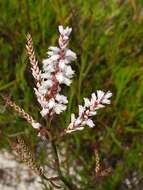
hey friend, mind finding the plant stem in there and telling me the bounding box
[44,120,77,190]
[51,138,77,190]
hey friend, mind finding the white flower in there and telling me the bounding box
[55,94,68,104]
[64,65,74,78]
[65,49,77,62]
[63,77,72,86]
[56,73,72,86]
[59,60,66,69]
[47,47,60,58]
[41,80,53,89]
[38,87,47,95]
[94,104,105,110]
[48,46,60,52]
[40,108,49,117]
[91,93,97,101]
[74,117,82,126]
[42,58,53,66]
[49,54,60,61]
[40,100,48,108]
[40,72,52,79]
[84,119,95,128]
[88,111,97,116]
[96,90,105,102]
[101,91,112,104]
[48,98,55,109]
[32,122,42,129]
[66,126,84,133]
[84,98,91,107]
[78,105,85,116]
[43,64,55,73]
[58,25,72,36]
[54,103,67,114]
[56,72,64,83]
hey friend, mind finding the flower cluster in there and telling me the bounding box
[28,26,77,118]
[66,90,112,133]
[21,25,112,134]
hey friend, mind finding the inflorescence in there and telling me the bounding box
[27,26,76,118]
[4,25,112,134]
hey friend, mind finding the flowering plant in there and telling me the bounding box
[2,25,112,189]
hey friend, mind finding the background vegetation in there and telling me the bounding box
[1,0,143,189]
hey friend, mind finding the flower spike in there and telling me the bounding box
[2,96,42,130]
[33,26,77,118]
[26,34,41,88]
[66,91,112,133]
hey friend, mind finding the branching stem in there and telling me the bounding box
[43,120,77,190]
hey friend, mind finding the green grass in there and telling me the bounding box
[1,0,143,189]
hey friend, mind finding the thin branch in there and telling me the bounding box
[51,139,77,190]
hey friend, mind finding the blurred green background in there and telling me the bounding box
[1,0,143,189]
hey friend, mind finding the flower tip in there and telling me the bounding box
[58,25,64,34]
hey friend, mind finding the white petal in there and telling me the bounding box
[63,77,72,86]
[102,99,111,104]
[59,60,66,69]
[48,99,55,109]
[65,49,77,61]
[88,111,97,116]
[40,108,49,117]
[32,122,42,129]
[38,87,47,95]
[50,54,60,61]
[78,105,84,116]
[103,91,112,102]
[66,126,84,133]
[94,104,105,109]
[47,51,55,56]
[97,90,105,101]
[62,35,69,41]
[54,103,67,114]
[47,47,60,57]
[75,118,82,126]
[84,98,91,107]
[56,72,64,83]
[48,46,60,52]
[43,64,55,72]
[42,58,52,66]
[40,100,48,108]
[91,93,97,101]
[85,119,95,128]
[55,94,68,104]
[75,126,84,131]
[64,65,74,78]
[65,27,72,36]
[58,25,64,35]
[59,26,72,36]
[56,74,72,85]
[41,73,52,79]
[41,80,53,89]
[34,88,42,97]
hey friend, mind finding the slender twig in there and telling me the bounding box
[43,119,77,190]
[50,139,77,190]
